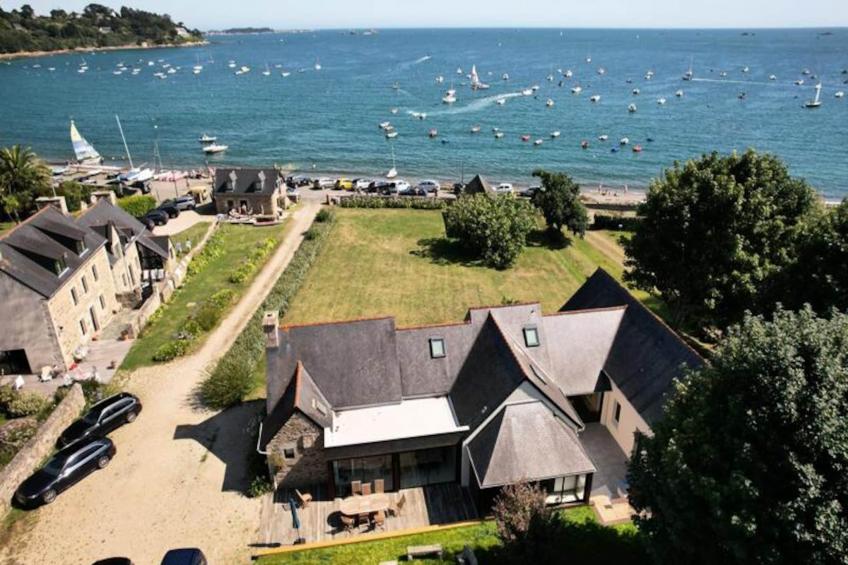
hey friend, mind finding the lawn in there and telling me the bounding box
[0,221,14,236]
[120,222,290,370]
[283,208,664,328]
[256,506,646,564]
[170,221,212,257]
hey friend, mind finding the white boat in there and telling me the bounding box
[534,139,543,146]
[281,71,291,77]
[805,83,822,108]
[456,67,463,75]
[154,72,167,79]
[632,88,640,95]
[657,98,667,105]
[547,74,554,82]
[77,68,87,74]
[262,64,271,76]
[386,143,398,179]
[546,98,555,107]
[597,67,606,75]
[496,98,506,105]
[550,131,561,138]
[113,70,123,76]
[494,131,504,139]
[502,73,509,81]
[590,94,601,103]
[390,107,399,114]
[742,66,750,73]
[203,143,229,154]
[522,88,533,96]
[240,66,250,73]
[598,134,609,141]
[769,74,777,81]
[675,90,684,97]
[228,61,236,69]
[835,91,845,98]
[385,130,398,139]
[682,57,694,81]
[470,65,489,90]
[586,56,592,63]
[471,125,481,133]
[199,134,217,143]
[620,137,630,145]
[644,70,654,80]
[565,69,573,78]
[379,121,392,130]
[571,86,582,94]
[435,75,444,84]
[314,59,322,71]
[70,120,103,164]
[795,79,805,86]
[442,88,457,104]
[719,71,728,77]
[628,103,638,113]
[531,85,540,91]
[148,61,155,67]
[802,68,811,75]
[167,68,176,75]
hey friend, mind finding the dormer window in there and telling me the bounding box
[257,170,266,190]
[429,337,446,359]
[523,326,540,347]
[54,255,68,276]
[227,170,238,191]
[312,398,327,416]
[75,240,87,256]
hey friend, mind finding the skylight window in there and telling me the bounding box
[429,337,446,359]
[523,326,540,347]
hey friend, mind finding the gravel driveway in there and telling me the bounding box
[1,203,320,565]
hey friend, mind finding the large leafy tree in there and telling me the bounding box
[531,169,589,237]
[0,145,51,222]
[629,307,848,565]
[623,149,818,331]
[443,193,536,269]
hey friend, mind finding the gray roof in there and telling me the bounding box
[260,362,332,449]
[0,207,106,298]
[77,199,150,263]
[467,401,596,488]
[561,268,704,425]
[463,174,495,196]
[214,168,281,195]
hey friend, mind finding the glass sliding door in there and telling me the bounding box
[332,455,394,497]
[540,474,588,504]
[399,446,456,489]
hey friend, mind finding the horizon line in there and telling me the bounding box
[204,25,848,32]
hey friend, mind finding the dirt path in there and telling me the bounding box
[1,203,321,565]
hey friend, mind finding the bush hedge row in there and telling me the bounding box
[200,214,335,409]
[591,214,643,231]
[117,194,157,218]
[151,288,237,362]
[228,237,277,284]
[338,195,447,210]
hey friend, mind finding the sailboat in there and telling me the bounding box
[682,57,694,81]
[115,115,154,184]
[805,83,823,108]
[386,143,398,179]
[470,65,489,90]
[70,120,103,165]
[262,64,271,76]
[314,58,322,71]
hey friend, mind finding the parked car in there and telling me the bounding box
[519,185,541,198]
[161,548,208,565]
[352,178,372,191]
[58,392,142,448]
[286,175,311,188]
[399,184,426,196]
[335,178,354,191]
[162,196,196,211]
[142,210,169,229]
[157,203,180,219]
[495,183,514,195]
[92,558,133,565]
[312,178,335,190]
[15,438,115,507]
[453,182,466,194]
[416,179,441,193]
[392,180,411,194]
[367,180,388,193]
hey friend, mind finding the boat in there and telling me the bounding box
[115,115,154,183]
[494,131,504,139]
[586,56,592,63]
[795,79,805,86]
[262,64,271,76]
[281,71,291,77]
[314,59,322,71]
[521,135,531,142]
[203,143,229,154]
[386,143,398,178]
[228,61,236,69]
[470,65,489,90]
[719,71,728,77]
[471,125,481,133]
[154,72,167,79]
[546,98,555,108]
[547,74,554,82]
[385,130,398,139]
[675,90,684,97]
[633,145,643,153]
[167,68,177,75]
[628,103,637,113]
[392,81,400,90]
[550,131,561,138]
[632,88,640,95]
[379,121,391,130]
[646,137,655,143]
[571,86,582,94]
[198,134,217,143]
[496,98,506,105]
[502,73,509,81]
[597,67,606,75]
[418,113,427,120]
[113,70,123,76]
[598,134,609,141]
[442,88,457,104]
[390,107,399,114]
[590,94,601,103]
[581,140,589,149]
[769,74,777,81]
[644,70,654,80]
[564,69,573,78]
[657,98,667,105]
[805,83,822,108]
[531,85,540,92]
[534,139,543,146]
[522,88,533,96]
[742,66,750,73]
[620,137,630,145]
[738,92,747,100]
[456,67,463,75]
[428,128,438,138]
[70,120,103,165]
[802,68,811,75]
[836,91,845,98]
[435,75,444,84]
[682,57,694,81]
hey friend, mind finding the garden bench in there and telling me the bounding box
[407,544,443,560]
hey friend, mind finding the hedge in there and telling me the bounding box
[200,215,335,409]
[592,214,643,231]
[338,195,447,209]
[117,194,157,218]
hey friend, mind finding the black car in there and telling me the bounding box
[161,548,207,565]
[15,438,115,507]
[157,203,181,218]
[58,392,142,447]
[162,196,196,211]
[142,209,169,229]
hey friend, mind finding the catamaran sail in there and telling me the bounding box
[470,65,489,90]
[70,120,102,164]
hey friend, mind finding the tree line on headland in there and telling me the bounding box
[0,3,203,54]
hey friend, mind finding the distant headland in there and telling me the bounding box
[207,27,275,35]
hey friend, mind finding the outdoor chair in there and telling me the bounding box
[389,493,407,517]
[340,513,356,534]
[295,489,312,509]
[374,479,385,494]
[351,480,362,496]
[373,509,386,531]
[361,482,372,496]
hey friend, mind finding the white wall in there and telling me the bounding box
[600,381,652,456]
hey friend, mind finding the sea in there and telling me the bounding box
[1,28,847,199]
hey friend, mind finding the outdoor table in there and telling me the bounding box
[339,493,391,517]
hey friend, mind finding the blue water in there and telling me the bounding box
[1,29,847,198]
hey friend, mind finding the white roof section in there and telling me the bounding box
[324,396,468,448]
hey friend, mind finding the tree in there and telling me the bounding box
[623,149,818,332]
[628,307,848,565]
[531,169,588,236]
[0,145,51,222]
[442,193,536,269]
[492,482,556,561]
[45,180,92,212]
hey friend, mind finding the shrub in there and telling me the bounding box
[152,339,192,362]
[6,392,52,419]
[303,228,318,241]
[209,288,236,308]
[45,180,92,212]
[193,302,222,332]
[443,194,536,269]
[228,261,255,284]
[592,214,642,231]
[315,208,334,222]
[338,195,447,210]
[117,194,157,218]
[492,482,556,560]
[80,380,107,407]
[0,418,38,467]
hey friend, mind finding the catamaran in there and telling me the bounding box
[70,120,103,165]
[115,115,154,183]
[805,83,823,108]
[470,65,489,90]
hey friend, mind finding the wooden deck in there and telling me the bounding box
[257,483,478,547]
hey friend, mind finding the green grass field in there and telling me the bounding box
[170,221,211,257]
[283,208,662,328]
[256,506,645,564]
[120,222,289,370]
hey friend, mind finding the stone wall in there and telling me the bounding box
[267,412,329,489]
[0,384,85,516]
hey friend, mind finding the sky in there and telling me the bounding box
[4,0,848,31]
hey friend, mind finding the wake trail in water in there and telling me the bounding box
[692,77,777,87]
[423,91,526,116]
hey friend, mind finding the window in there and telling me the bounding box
[122,274,128,287]
[79,319,87,336]
[429,338,446,359]
[99,295,106,310]
[91,265,98,281]
[523,326,540,347]
[613,400,622,425]
[81,275,89,294]
[54,256,68,276]
[283,447,296,459]
[71,287,79,305]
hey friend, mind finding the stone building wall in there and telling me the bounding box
[0,272,62,372]
[267,412,329,489]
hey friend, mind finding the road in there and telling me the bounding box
[1,202,321,565]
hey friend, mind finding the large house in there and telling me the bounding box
[259,269,702,510]
[0,198,172,374]
[213,167,287,217]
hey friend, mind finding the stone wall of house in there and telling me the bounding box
[267,412,329,489]
[214,191,280,217]
[0,384,85,516]
[0,271,63,373]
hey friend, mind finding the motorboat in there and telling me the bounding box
[167,68,177,75]
[581,140,589,149]
[657,98,667,105]
[738,92,747,100]
[522,88,533,96]
[385,130,398,139]
[428,128,438,138]
[597,67,606,75]
[203,143,228,154]
[632,88,640,95]
[598,134,609,141]
[620,137,630,145]
[675,90,684,97]
[281,71,291,77]
[741,66,750,73]
[769,74,777,81]
[199,134,217,143]
[531,85,540,92]
[795,79,805,86]
[571,86,582,94]
[502,73,509,80]
[494,131,504,139]
[390,107,399,114]
[534,139,543,146]
[802,68,811,75]
[564,69,573,78]
[314,59,322,71]
[262,64,271,76]
[547,74,554,82]
[835,91,845,98]
[435,75,444,84]
[442,89,457,104]
[521,135,531,142]
[471,125,481,133]
[379,121,391,130]
[550,131,561,138]
[546,98,555,107]
[644,70,654,80]
[633,145,643,153]
[496,98,507,105]
[805,83,822,108]
[589,94,601,103]
[628,103,637,113]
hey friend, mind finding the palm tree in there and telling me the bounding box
[0,145,51,223]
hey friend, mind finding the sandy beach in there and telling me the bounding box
[0,40,208,61]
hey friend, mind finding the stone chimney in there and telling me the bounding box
[35,196,68,215]
[263,311,279,349]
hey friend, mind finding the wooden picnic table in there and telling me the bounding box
[338,493,391,517]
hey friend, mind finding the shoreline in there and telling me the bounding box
[0,40,208,61]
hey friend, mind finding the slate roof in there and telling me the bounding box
[0,206,106,298]
[561,268,704,425]
[467,401,596,488]
[259,362,333,448]
[77,199,150,264]
[214,168,281,195]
